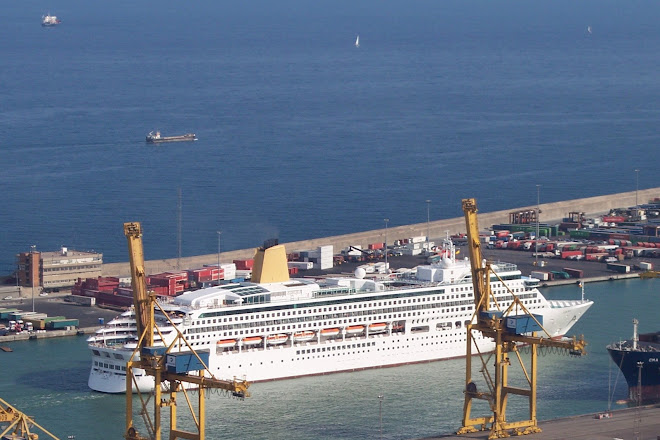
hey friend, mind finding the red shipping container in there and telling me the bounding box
[561,250,583,259]
[602,216,626,223]
[234,259,254,270]
[368,242,384,250]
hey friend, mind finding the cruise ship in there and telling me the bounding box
[87,237,593,393]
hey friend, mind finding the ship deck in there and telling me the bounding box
[417,404,660,440]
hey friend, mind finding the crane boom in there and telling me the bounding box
[123,222,249,440]
[124,222,153,348]
[457,199,587,439]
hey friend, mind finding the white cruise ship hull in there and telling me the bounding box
[88,299,591,393]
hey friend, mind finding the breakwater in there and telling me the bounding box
[101,188,660,278]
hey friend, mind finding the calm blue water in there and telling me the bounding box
[1,0,659,273]
[0,278,657,439]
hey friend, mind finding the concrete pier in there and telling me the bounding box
[100,187,660,278]
[418,405,660,440]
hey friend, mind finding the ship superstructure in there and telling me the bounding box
[88,237,593,393]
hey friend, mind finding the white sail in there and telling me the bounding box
[355,35,360,48]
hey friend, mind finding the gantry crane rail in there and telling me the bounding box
[457,198,587,439]
[123,222,249,440]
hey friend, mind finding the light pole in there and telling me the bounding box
[384,219,389,272]
[378,393,384,440]
[425,199,431,254]
[217,231,222,285]
[635,169,640,207]
[535,185,541,267]
[30,244,36,313]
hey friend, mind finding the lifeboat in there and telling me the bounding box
[293,331,315,342]
[320,328,340,337]
[266,334,288,345]
[242,336,263,346]
[368,323,387,334]
[216,339,237,348]
[346,325,365,335]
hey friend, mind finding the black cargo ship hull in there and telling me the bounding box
[608,336,660,404]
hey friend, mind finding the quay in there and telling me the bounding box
[99,187,660,278]
[418,405,660,440]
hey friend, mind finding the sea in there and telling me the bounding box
[0,278,657,439]
[2,0,660,274]
[1,1,660,437]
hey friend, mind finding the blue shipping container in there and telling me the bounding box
[166,350,210,374]
[505,314,543,334]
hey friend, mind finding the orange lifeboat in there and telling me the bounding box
[266,334,288,345]
[320,328,340,337]
[216,339,237,348]
[346,325,365,335]
[293,331,315,342]
[242,336,263,346]
[368,323,387,334]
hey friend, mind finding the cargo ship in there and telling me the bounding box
[87,237,593,393]
[607,319,660,404]
[145,131,197,143]
[41,14,61,26]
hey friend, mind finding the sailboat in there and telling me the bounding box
[355,35,360,48]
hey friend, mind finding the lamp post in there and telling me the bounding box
[217,231,222,285]
[635,169,640,207]
[535,185,541,267]
[378,393,384,440]
[384,219,389,272]
[425,199,431,254]
[30,244,36,313]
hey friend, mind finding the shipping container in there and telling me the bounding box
[563,268,584,279]
[166,350,210,374]
[561,250,583,259]
[233,259,254,270]
[606,263,630,274]
[530,271,549,281]
[368,242,384,250]
[505,314,543,334]
[47,318,79,329]
[639,262,654,271]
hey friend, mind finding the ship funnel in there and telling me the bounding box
[633,318,639,351]
[251,239,289,284]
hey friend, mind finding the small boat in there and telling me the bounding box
[42,14,61,27]
[368,323,387,334]
[216,339,237,348]
[146,131,197,144]
[266,334,288,345]
[320,328,340,337]
[355,35,360,48]
[293,331,315,343]
[242,336,262,346]
[346,325,365,335]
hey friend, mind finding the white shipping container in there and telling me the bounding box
[288,261,314,270]
[639,261,653,271]
[530,271,549,281]
[401,248,423,256]
[410,236,427,244]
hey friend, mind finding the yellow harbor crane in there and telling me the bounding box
[0,396,60,440]
[457,199,587,439]
[123,222,250,440]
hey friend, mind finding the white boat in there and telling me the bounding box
[345,325,365,335]
[293,331,315,343]
[41,14,61,27]
[266,334,288,345]
[87,237,593,393]
[355,35,360,48]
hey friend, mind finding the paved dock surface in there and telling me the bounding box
[418,405,660,440]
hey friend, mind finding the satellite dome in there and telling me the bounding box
[355,267,366,279]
